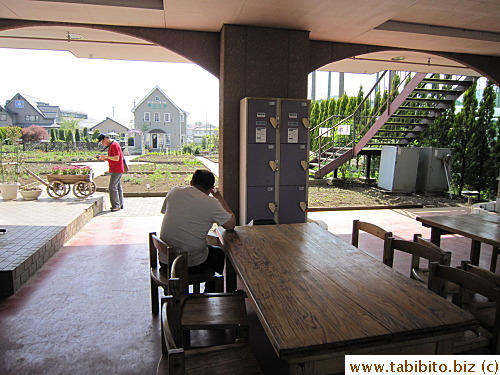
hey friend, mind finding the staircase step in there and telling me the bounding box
[421,78,474,86]
[391,114,438,120]
[366,143,403,147]
[377,129,422,133]
[371,136,414,140]
[384,122,424,127]
[404,97,455,105]
[398,106,446,112]
[412,88,464,96]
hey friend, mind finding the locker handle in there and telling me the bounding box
[269,160,278,172]
[300,160,308,171]
[270,117,278,128]
[302,118,310,128]
[299,202,307,212]
[268,202,277,213]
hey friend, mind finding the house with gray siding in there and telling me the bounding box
[0,105,14,127]
[132,86,187,151]
[2,93,60,129]
[90,117,129,143]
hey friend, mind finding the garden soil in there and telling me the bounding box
[93,175,467,209]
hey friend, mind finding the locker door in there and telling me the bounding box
[246,144,277,186]
[245,186,276,225]
[279,143,308,186]
[280,100,309,144]
[246,99,277,145]
[278,185,307,224]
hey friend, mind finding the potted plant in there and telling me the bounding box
[19,186,43,200]
[0,136,24,200]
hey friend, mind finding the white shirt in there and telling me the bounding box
[159,186,231,267]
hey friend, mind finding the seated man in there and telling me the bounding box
[159,169,235,290]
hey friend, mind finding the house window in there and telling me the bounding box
[0,114,7,121]
[25,115,39,122]
[155,96,160,101]
[144,112,150,122]
[165,134,171,145]
[164,113,171,122]
[180,113,185,122]
[154,112,160,122]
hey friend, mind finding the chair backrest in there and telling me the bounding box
[160,296,185,375]
[428,262,500,353]
[149,231,182,275]
[463,262,500,288]
[352,220,392,257]
[384,237,451,282]
[170,253,190,295]
[412,233,445,268]
[168,254,193,345]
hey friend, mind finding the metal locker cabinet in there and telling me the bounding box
[240,98,278,225]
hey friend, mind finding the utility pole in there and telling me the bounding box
[339,72,345,96]
[327,72,331,99]
[311,71,316,101]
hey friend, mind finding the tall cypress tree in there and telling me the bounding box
[450,81,478,195]
[469,81,497,197]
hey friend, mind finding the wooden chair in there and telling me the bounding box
[384,237,451,288]
[169,253,249,348]
[157,296,262,375]
[149,232,223,314]
[409,234,453,284]
[428,261,500,354]
[351,220,392,259]
[464,262,500,287]
[460,261,500,343]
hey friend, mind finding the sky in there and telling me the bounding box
[0,47,386,130]
[2,47,486,129]
[0,47,220,127]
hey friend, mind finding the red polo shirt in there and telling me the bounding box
[108,141,124,173]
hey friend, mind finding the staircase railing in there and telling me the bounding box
[310,70,418,176]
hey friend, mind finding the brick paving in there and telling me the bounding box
[0,190,104,296]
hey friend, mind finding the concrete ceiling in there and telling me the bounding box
[0,0,499,75]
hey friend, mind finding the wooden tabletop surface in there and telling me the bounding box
[416,213,500,247]
[218,223,476,359]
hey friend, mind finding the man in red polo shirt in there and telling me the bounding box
[97,133,124,212]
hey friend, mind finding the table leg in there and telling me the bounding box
[469,240,481,266]
[430,228,443,246]
[225,257,237,292]
[490,247,498,273]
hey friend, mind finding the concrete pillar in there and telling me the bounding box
[219,25,309,217]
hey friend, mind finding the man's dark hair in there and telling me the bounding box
[191,169,215,191]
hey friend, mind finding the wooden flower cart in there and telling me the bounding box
[23,166,97,199]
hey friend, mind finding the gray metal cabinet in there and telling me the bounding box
[240,97,310,225]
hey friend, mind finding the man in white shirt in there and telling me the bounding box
[160,170,235,289]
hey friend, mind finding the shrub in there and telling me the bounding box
[21,125,49,143]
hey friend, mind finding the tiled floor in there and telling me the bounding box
[0,194,497,374]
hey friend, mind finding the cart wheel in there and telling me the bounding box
[73,181,96,198]
[47,180,70,198]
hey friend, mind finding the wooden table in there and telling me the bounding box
[217,223,476,375]
[416,213,500,272]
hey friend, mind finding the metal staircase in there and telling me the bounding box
[309,71,476,179]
